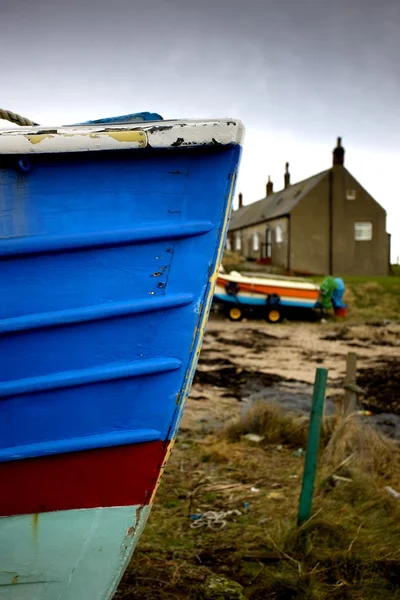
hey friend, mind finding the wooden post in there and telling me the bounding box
[298,367,328,526]
[343,352,357,415]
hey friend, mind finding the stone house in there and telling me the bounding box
[227,138,390,276]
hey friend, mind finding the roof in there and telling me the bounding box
[229,169,329,231]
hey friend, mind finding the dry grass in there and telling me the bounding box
[117,404,400,600]
[321,415,400,481]
[225,402,309,448]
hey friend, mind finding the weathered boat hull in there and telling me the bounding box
[0,117,244,598]
[0,506,151,600]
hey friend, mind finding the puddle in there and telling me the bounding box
[245,381,337,416]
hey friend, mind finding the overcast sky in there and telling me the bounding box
[1,0,399,261]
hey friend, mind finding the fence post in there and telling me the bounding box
[298,367,328,527]
[343,352,357,415]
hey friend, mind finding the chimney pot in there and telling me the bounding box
[266,176,274,196]
[284,162,290,188]
[333,137,345,166]
[238,192,243,209]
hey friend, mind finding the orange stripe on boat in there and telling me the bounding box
[216,277,319,300]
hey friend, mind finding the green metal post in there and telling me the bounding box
[298,367,328,526]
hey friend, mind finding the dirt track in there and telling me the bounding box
[185,316,400,438]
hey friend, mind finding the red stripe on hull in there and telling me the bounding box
[0,441,167,517]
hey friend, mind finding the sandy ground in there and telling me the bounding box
[183,316,400,436]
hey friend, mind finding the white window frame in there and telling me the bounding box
[355,222,372,241]
[252,232,260,252]
[275,225,283,244]
[346,189,356,200]
[235,233,241,251]
[226,237,231,251]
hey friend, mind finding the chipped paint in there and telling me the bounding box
[0,120,244,154]
[105,131,146,144]
[24,134,55,145]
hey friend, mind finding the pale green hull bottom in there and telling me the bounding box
[0,505,152,600]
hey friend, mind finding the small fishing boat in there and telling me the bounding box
[0,112,244,599]
[214,268,346,321]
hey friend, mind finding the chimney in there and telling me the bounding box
[284,162,290,188]
[238,192,243,209]
[266,176,273,196]
[333,136,345,166]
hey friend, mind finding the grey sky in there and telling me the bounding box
[2,0,399,260]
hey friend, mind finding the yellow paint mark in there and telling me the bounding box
[105,131,147,145]
[25,130,147,147]
[12,575,18,585]
[24,134,54,145]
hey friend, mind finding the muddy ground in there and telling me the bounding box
[116,315,400,599]
[188,316,400,439]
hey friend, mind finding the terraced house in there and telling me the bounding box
[227,138,390,276]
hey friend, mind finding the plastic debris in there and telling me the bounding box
[292,448,304,457]
[243,433,264,443]
[250,487,260,493]
[190,510,241,530]
[332,474,352,484]
[385,486,400,500]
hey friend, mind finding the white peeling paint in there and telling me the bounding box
[0,119,245,154]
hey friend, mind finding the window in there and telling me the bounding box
[265,227,272,258]
[355,222,372,241]
[252,233,260,252]
[346,189,356,200]
[235,233,241,251]
[226,237,231,251]
[275,225,283,244]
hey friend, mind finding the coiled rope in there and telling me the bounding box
[0,109,39,127]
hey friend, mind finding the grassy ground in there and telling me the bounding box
[341,275,400,322]
[117,405,400,599]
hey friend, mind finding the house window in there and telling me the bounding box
[265,227,272,258]
[346,189,356,200]
[226,237,231,251]
[234,233,241,251]
[355,222,372,241]
[252,233,260,252]
[275,225,283,244]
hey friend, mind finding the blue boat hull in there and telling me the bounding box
[0,118,244,598]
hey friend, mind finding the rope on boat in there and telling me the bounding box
[0,108,39,127]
